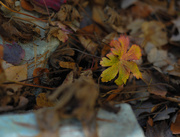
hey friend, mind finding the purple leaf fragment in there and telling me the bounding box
[2,42,25,65]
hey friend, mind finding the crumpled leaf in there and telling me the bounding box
[104,6,128,33]
[47,21,72,42]
[0,17,40,43]
[56,4,81,22]
[154,107,177,121]
[140,21,168,47]
[100,35,142,86]
[0,42,25,65]
[78,35,98,54]
[49,45,75,69]
[47,27,69,42]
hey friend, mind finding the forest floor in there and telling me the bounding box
[0,0,180,137]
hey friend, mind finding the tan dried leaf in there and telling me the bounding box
[4,64,27,91]
[57,4,81,22]
[141,21,168,47]
[78,35,98,54]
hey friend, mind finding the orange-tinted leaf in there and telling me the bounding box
[110,40,121,56]
[147,117,154,127]
[171,111,180,134]
[33,68,49,85]
[106,85,123,101]
[100,35,142,86]
[21,0,34,11]
[118,35,129,55]
[36,93,55,108]
[122,44,142,61]
[59,61,76,69]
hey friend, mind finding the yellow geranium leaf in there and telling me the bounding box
[100,35,142,86]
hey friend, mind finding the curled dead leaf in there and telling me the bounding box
[56,4,81,22]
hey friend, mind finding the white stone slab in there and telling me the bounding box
[0,103,145,137]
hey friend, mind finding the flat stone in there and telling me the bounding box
[0,103,145,137]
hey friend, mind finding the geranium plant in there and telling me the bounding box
[100,35,142,86]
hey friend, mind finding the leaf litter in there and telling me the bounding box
[0,0,180,137]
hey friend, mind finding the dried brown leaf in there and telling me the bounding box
[0,18,40,43]
[36,93,55,108]
[56,4,81,22]
[171,111,180,134]
[4,64,27,91]
[49,70,99,121]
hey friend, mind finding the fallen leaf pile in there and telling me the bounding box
[1,0,180,137]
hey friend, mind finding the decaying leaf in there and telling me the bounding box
[36,93,55,108]
[80,24,105,37]
[141,21,168,47]
[0,42,25,65]
[104,6,128,33]
[154,107,177,121]
[105,85,123,101]
[0,16,40,43]
[100,35,142,86]
[127,19,144,35]
[56,4,81,22]
[104,6,121,26]
[59,61,82,70]
[21,0,34,11]
[33,68,49,85]
[145,42,168,67]
[4,64,27,91]
[130,1,153,18]
[171,111,180,134]
[49,45,75,69]
[78,35,98,54]
[168,64,180,77]
[47,27,69,42]
[21,0,66,14]
[48,70,99,121]
[141,69,168,97]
